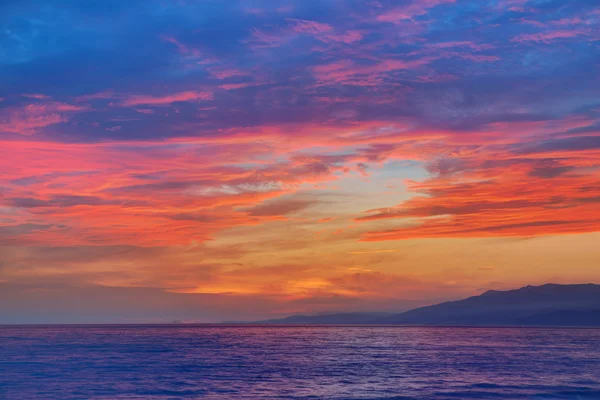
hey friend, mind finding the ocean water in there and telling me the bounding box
[1,326,600,399]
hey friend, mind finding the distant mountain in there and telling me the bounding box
[249,284,600,326]
[375,283,600,326]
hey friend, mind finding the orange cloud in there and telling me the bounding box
[358,146,600,241]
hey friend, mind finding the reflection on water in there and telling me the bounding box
[1,325,600,399]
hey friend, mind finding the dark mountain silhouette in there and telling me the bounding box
[375,283,600,325]
[249,284,600,326]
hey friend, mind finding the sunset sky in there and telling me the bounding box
[1,0,599,323]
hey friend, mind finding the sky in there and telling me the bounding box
[1,0,599,323]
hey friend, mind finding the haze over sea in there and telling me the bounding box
[1,325,599,400]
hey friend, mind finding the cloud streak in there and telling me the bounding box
[119,91,214,107]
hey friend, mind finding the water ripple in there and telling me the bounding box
[1,326,599,399]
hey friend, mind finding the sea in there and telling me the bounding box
[1,325,599,399]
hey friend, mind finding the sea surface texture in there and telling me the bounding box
[1,326,600,399]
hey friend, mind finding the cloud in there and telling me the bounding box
[1,0,600,321]
[21,94,50,99]
[8,195,146,208]
[527,163,574,179]
[312,58,433,86]
[377,0,455,22]
[357,163,600,240]
[348,249,397,254]
[0,223,54,237]
[161,35,201,56]
[286,18,333,34]
[324,270,465,299]
[120,91,214,107]
[0,102,87,135]
[512,29,592,43]
[242,197,318,217]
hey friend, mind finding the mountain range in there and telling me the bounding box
[253,284,600,326]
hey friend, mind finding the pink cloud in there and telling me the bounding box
[313,60,353,75]
[326,30,364,44]
[22,94,51,100]
[286,18,333,34]
[120,91,214,107]
[75,91,115,102]
[134,108,155,114]
[415,73,458,82]
[286,18,363,45]
[245,28,290,49]
[552,17,586,26]
[209,67,251,80]
[425,41,494,51]
[0,102,88,136]
[458,54,500,62]
[313,58,433,85]
[495,0,530,11]
[219,82,273,91]
[377,0,455,23]
[512,29,591,43]
[410,41,499,63]
[161,35,201,57]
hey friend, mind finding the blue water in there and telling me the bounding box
[1,326,600,399]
